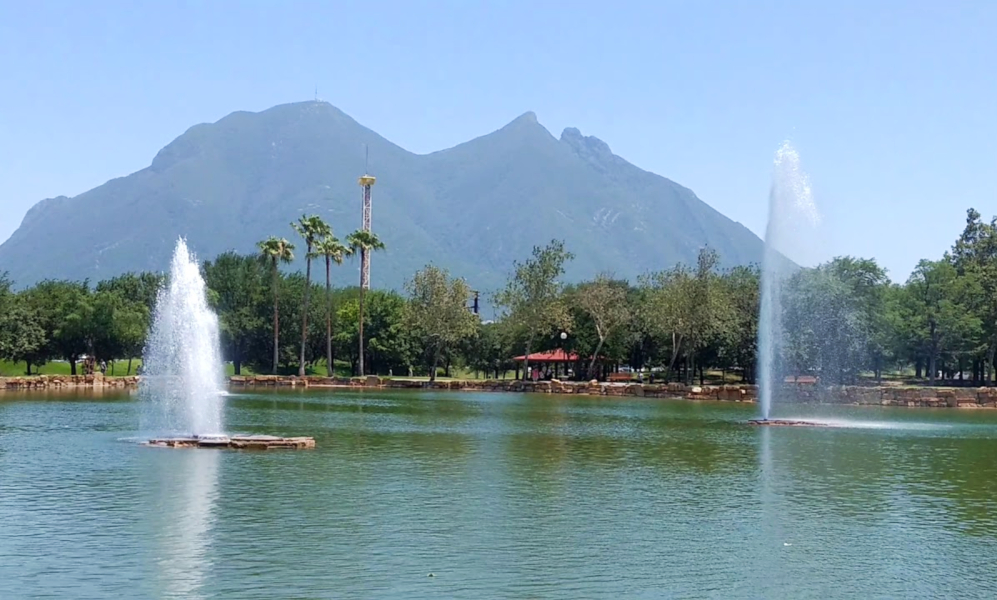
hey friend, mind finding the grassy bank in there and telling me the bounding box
[0,360,143,377]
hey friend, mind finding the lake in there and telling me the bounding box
[2,389,997,599]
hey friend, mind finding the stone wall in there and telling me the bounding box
[0,374,140,391]
[6,373,992,407]
[228,375,997,408]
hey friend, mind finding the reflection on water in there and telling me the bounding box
[145,449,220,599]
[3,390,997,598]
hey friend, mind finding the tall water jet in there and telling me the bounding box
[141,238,225,437]
[758,142,819,420]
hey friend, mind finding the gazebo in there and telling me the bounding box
[513,349,579,380]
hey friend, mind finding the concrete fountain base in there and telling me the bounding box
[146,434,316,449]
[747,419,828,427]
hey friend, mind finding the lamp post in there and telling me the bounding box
[558,331,568,380]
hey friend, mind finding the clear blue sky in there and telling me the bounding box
[2,0,995,282]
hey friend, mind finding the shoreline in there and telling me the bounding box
[5,373,997,409]
[230,375,997,409]
[0,374,139,391]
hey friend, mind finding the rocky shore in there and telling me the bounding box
[0,374,140,391]
[230,375,997,408]
[5,373,996,409]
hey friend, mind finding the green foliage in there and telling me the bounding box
[346,229,387,376]
[7,204,997,386]
[257,236,296,373]
[292,215,332,376]
[463,322,516,379]
[202,252,267,374]
[900,259,982,384]
[781,257,891,384]
[404,265,479,381]
[642,247,734,383]
[569,274,631,379]
[495,240,574,374]
[311,235,352,376]
[335,290,413,375]
[0,274,46,372]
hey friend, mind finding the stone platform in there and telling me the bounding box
[747,419,828,427]
[146,434,315,449]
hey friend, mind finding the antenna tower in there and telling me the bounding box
[358,145,376,289]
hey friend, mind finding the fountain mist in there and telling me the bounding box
[758,142,819,420]
[140,238,225,436]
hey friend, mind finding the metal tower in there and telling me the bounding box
[358,173,376,289]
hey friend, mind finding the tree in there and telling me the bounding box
[311,235,351,376]
[902,259,982,385]
[203,252,267,375]
[643,248,731,383]
[782,257,892,384]
[0,275,46,374]
[291,215,331,376]
[334,290,412,375]
[19,280,93,374]
[346,230,386,376]
[464,321,516,379]
[95,272,164,316]
[951,208,997,383]
[404,265,479,382]
[494,240,574,380]
[257,236,295,373]
[572,274,631,379]
[716,265,760,382]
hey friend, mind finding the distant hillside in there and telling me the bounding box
[0,101,767,300]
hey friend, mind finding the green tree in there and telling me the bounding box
[463,321,515,379]
[404,265,479,382]
[902,258,982,385]
[643,248,731,383]
[88,289,147,373]
[335,289,411,375]
[494,240,574,380]
[311,235,351,376]
[783,257,892,383]
[20,280,93,374]
[291,215,332,376]
[717,265,760,382]
[95,272,164,316]
[571,274,631,379]
[256,236,295,373]
[203,252,267,375]
[951,208,997,383]
[0,275,46,374]
[346,230,386,376]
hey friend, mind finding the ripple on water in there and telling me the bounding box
[3,391,997,599]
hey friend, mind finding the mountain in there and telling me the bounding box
[0,101,766,299]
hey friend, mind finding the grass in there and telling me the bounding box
[0,360,271,378]
[0,359,143,377]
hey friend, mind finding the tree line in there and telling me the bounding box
[3,208,997,386]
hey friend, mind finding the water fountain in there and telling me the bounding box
[750,142,821,427]
[141,237,314,449]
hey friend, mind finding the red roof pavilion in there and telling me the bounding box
[512,349,579,362]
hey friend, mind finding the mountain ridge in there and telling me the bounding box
[0,101,766,297]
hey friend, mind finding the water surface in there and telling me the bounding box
[2,389,997,599]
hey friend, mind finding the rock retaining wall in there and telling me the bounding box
[0,374,140,391]
[228,376,997,408]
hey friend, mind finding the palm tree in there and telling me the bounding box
[291,215,331,377]
[346,229,386,376]
[310,235,352,377]
[257,236,295,373]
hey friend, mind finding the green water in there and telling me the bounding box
[2,390,997,599]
